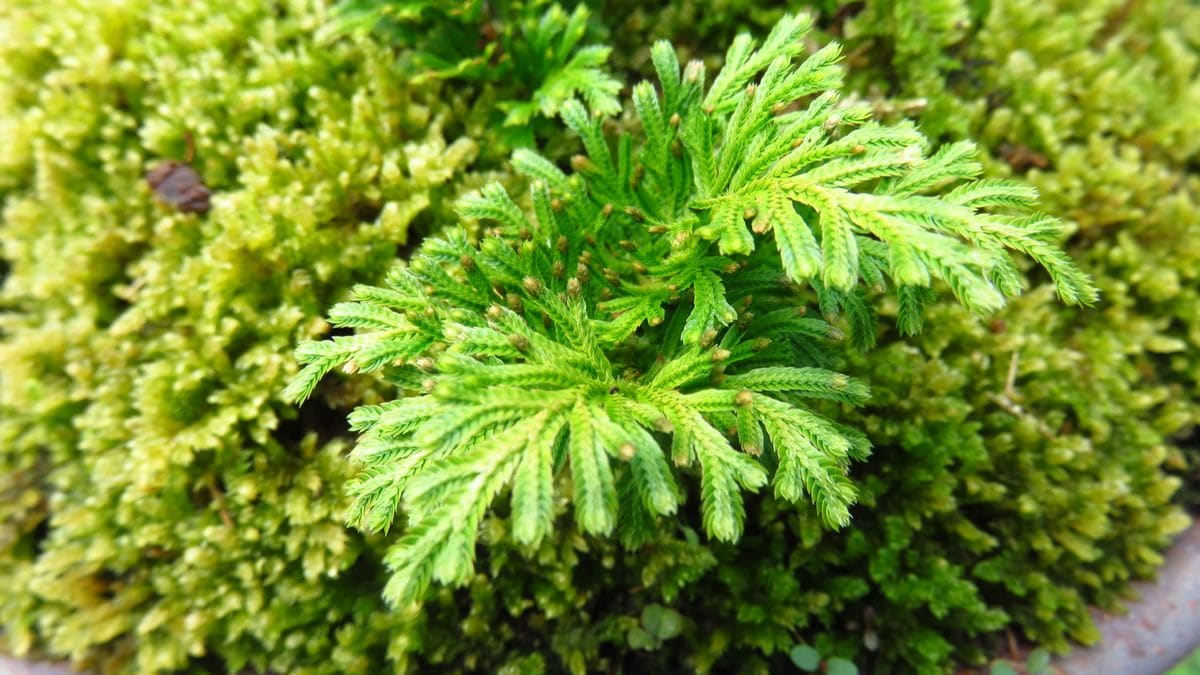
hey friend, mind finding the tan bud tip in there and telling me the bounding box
[509,333,530,351]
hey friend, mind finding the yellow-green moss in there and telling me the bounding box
[0,1,480,672]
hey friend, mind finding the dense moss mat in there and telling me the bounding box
[1,0,1197,673]
[0,0,482,671]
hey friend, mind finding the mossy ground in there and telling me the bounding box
[1,0,1197,673]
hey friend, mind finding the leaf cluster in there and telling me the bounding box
[323,0,621,128]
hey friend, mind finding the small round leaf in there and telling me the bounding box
[627,626,654,651]
[789,645,821,671]
[990,661,1019,675]
[1026,648,1051,674]
[641,604,684,641]
[825,657,859,675]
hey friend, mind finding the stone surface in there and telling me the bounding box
[1056,520,1200,674]
[0,657,76,675]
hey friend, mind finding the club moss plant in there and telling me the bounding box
[288,12,1096,607]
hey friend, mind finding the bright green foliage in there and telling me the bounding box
[612,12,1096,325]
[324,0,622,135]
[291,13,1091,607]
[0,0,480,672]
[296,227,870,606]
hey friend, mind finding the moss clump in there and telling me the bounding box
[0,0,480,672]
[959,0,1200,505]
